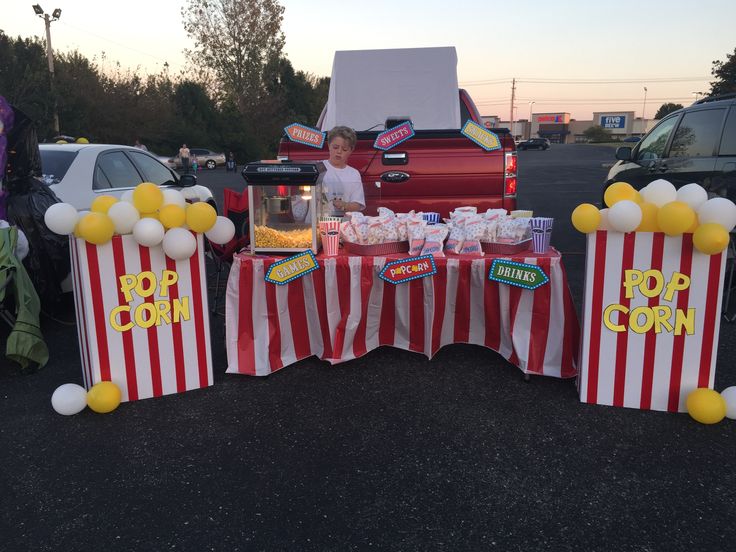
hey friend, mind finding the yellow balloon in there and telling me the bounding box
[685,214,699,233]
[86,381,122,414]
[571,203,601,234]
[693,223,730,255]
[657,201,696,236]
[159,204,186,229]
[140,211,160,220]
[90,195,118,214]
[55,140,68,144]
[686,388,726,424]
[77,212,115,245]
[633,191,644,205]
[186,202,217,233]
[636,202,660,232]
[76,137,90,144]
[604,182,638,208]
[133,182,164,213]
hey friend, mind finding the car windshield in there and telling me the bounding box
[39,150,78,185]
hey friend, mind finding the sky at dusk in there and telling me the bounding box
[3,0,734,121]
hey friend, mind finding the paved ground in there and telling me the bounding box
[1,145,735,551]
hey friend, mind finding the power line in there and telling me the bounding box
[461,76,710,86]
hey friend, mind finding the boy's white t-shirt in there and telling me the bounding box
[320,159,365,216]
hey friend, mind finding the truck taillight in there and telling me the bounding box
[504,152,517,198]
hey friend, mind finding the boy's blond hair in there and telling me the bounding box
[327,126,357,150]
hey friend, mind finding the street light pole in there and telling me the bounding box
[33,4,62,134]
[528,101,535,139]
[642,86,648,120]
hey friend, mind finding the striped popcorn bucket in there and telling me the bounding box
[531,217,553,254]
[422,212,440,225]
[70,234,213,402]
[578,231,726,412]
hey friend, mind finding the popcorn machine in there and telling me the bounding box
[241,161,326,254]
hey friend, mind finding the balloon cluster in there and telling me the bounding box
[571,180,736,255]
[51,381,122,415]
[686,387,736,424]
[44,183,236,260]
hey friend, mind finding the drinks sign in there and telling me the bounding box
[374,121,415,151]
[284,123,326,149]
[379,255,437,284]
[488,259,549,290]
[461,120,501,151]
[265,251,320,285]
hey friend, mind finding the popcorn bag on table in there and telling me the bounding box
[578,231,726,413]
[70,234,213,402]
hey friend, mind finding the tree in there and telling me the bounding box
[654,103,683,120]
[709,47,736,96]
[583,125,612,143]
[181,0,285,112]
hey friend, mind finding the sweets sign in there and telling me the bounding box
[374,121,415,151]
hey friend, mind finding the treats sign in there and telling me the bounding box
[110,270,191,332]
[461,120,502,151]
[603,269,694,335]
[374,121,415,151]
[284,123,326,149]
[265,251,320,285]
[488,259,549,290]
[379,255,437,284]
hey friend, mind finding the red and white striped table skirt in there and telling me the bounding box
[225,251,579,378]
[578,231,726,412]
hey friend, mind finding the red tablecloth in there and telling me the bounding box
[225,250,579,378]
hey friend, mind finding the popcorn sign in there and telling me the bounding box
[379,255,437,284]
[578,232,726,412]
[70,234,213,402]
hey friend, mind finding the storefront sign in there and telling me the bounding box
[461,120,501,151]
[265,251,320,285]
[379,255,436,284]
[601,115,626,129]
[284,123,326,149]
[488,259,549,290]
[374,121,415,151]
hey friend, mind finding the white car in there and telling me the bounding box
[39,144,216,211]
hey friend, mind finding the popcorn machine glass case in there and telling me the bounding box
[241,161,325,254]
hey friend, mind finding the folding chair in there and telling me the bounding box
[207,188,249,314]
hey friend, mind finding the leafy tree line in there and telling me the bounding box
[0,25,328,161]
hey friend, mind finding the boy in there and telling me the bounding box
[321,126,365,216]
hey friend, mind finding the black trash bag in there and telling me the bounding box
[4,106,70,313]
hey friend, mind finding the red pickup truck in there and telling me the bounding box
[276,90,517,217]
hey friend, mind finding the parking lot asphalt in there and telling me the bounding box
[1,145,735,551]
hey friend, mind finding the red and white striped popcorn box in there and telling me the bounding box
[578,231,726,412]
[69,234,213,402]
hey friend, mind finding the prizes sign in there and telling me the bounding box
[374,121,415,151]
[578,232,726,413]
[284,123,326,149]
[379,255,436,284]
[461,120,502,151]
[265,251,320,285]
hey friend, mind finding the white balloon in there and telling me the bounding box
[204,216,236,245]
[121,190,134,204]
[608,200,642,232]
[107,201,141,235]
[640,179,677,207]
[162,188,187,208]
[598,208,612,231]
[676,183,708,211]
[697,197,736,232]
[132,218,165,247]
[721,386,736,419]
[51,383,88,415]
[162,227,197,260]
[44,203,79,235]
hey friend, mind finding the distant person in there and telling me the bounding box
[226,151,236,172]
[133,139,147,151]
[179,143,190,173]
[191,153,199,173]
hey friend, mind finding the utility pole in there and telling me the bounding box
[33,5,62,134]
[510,78,516,139]
[642,86,648,121]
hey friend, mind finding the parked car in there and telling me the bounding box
[169,148,226,170]
[622,136,641,143]
[152,152,177,170]
[39,144,216,211]
[517,138,550,150]
[604,94,736,201]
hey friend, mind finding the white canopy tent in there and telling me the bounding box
[320,47,461,132]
